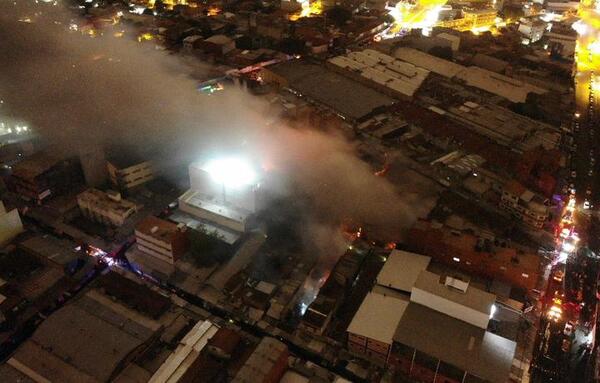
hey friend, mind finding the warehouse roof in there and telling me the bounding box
[347,292,409,345]
[10,292,159,382]
[413,271,495,315]
[19,234,78,266]
[266,60,395,121]
[11,152,64,181]
[394,47,464,78]
[394,303,516,383]
[456,66,546,103]
[150,320,219,383]
[394,48,547,103]
[376,250,431,293]
[328,49,429,98]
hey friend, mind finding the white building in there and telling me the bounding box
[347,292,409,364]
[0,201,23,247]
[77,189,137,227]
[328,49,430,99]
[107,156,155,191]
[410,271,495,329]
[518,19,547,44]
[150,320,219,383]
[178,159,261,232]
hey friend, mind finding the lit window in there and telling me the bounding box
[453,257,460,262]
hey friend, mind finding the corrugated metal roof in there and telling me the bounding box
[347,292,409,344]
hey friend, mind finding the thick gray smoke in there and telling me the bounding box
[0,2,437,251]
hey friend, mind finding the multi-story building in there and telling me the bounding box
[500,180,549,228]
[388,270,515,383]
[178,159,262,232]
[411,271,494,329]
[348,250,428,364]
[10,152,84,203]
[77,189,137,227]
[391,301,516,383]
[348,260,516,383]
[106,155,155,192]
[135,216,188,265]
[438,8,497,32]
[408,219,541,290]
[518,19,547,44]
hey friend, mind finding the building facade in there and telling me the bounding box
[500,180,549,228]
[107,158,155,191]
[77,189,137,227]
[407,219,541,290]
[10,153,84,203]
[135,216,188,265]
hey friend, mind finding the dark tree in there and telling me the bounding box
[279,38,306,55]
[325,6,352,27]
[428,45,453,60]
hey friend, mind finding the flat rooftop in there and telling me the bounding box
[413,271,495,315]
[10,291,158,382]
[77,188,137,214]
[19,234,79,266]
[347,292,409,345]
[456,66,546,104]
[11,152,63,181]
[394,303,516,383]
[267,60,395,121]
[394,47,464,78]
[179,190,251,223]
[328,49,429,98]
[169,209,241,245]
[106,146,152,169]
[394,47,547,103]
[376,250,431,293]
[136,215,182,243]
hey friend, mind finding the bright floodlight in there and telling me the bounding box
[204,158,256,188]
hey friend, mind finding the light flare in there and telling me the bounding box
[574,0,600,111]
[289,0,323,21]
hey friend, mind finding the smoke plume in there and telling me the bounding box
[0,2,438,250]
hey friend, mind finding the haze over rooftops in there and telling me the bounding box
[11,152,64,180]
